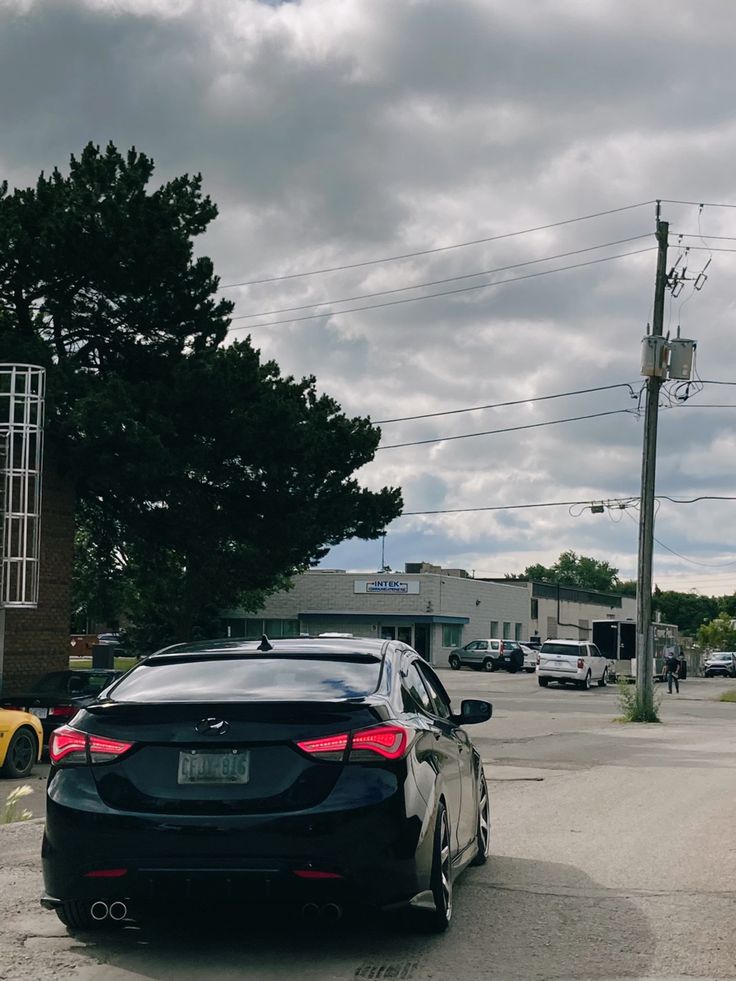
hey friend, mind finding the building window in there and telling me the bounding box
[490,620,499,637]
[515,622,522,640]
[530,598,539,620]
[221,618,245,638]
[442,624,462,647]
[503,621,511,639]
[245,618,300,639]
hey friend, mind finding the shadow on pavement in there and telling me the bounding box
[59,855,655,981]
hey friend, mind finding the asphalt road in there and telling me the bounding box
[2,671,735,980]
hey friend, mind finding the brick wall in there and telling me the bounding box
[1,459,75,692]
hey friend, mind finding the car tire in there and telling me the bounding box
[420,802,453,933]
[0,726,37,778]
[483,659,495,672]
[470,771,490,867]
[538,677,549,687]
[579,672,592,691]
[508,665,518,674]
[449,655,461,671]
[55,901,99,930]
[597,668,608,688]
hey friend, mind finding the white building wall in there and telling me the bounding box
[532,591,636,641]
[223,570,529,667]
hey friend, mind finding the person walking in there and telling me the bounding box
[664,650,680,694]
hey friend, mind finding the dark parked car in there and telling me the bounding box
[42,636,492,933]
[1,670,122,745]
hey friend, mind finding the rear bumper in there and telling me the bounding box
[537,668,584,681]
[42,766,434,911]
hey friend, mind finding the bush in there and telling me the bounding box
[616,679,661,723]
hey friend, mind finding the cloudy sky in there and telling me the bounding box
[3,0,736,593]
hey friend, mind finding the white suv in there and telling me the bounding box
[537,640,610,690]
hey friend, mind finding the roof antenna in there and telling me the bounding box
[257,634,273,652]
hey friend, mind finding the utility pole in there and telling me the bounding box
[635,208,669,715]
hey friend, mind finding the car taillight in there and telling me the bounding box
[577,658,585,669]
[296,724,409,762]
[536,655,540,665]
[49,725,133,765]
[3,705,21,712]
[49,704,76,719]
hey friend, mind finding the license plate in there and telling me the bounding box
[29,707,48,719]
[177,750,250,785]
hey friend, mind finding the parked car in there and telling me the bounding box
[0,669,122,745]
[42,636,492,932]
[449,639,524,673]
[0,708,43,777]
[703,652,736,678]
[536,640,610,689]
[520,644,538,673]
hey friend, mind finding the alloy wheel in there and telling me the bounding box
[10,730,34,775]
[439,810,452,922]
[471,773,490,865]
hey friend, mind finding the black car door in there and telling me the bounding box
[400,658,464,855]
[416,660,478,856]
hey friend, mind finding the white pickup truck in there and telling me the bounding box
[536,639,610,690]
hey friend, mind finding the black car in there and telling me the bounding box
[1,670,122,744]
[41,637,492,933]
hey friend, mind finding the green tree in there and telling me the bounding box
[652,589,719,636]
[696,612,736,652]
[523,551,622,592]
[0,143,402,646]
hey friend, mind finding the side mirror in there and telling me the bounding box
[454,699,492,725]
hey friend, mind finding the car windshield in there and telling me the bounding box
[711,654,732,661]
[107,654,383,702]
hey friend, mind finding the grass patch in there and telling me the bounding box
[69,656,138,672]
[615,678,661,723]
[719,690,736,702]
[1,785,33,825]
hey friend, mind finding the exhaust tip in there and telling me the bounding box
[90,901,109,921]
[321,902,343,922]
[108,901,128,922]
[301,902,320,920]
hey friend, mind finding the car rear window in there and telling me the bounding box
[106,655,382,702]
[541,643,583,656]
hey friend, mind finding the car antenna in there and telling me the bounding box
[256,634,274,652]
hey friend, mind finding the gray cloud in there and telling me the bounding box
[2,0,736,590]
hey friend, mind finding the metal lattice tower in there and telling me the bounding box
[0,364,45,608]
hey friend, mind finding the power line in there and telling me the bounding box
[401,496,640,516]
[376,379,733,426]
[658,494,736,504]
[665,244,736,253]
[374,382,638,425]
[377,409,635,451]
[400,493,736,517]
[227,247,657,330]
[230,235,652,320]
[660,198,736,209]
[219,200,656,289]
[672,233,736,241]
[620,504,736,568]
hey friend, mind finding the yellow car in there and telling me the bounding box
[0,709,43,778]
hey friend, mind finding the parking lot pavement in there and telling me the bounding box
[1,671,735,980]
